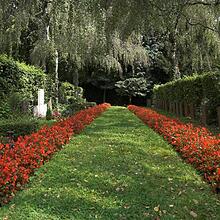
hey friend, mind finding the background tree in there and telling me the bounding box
[1,0,220,105]
[115,71,152,104]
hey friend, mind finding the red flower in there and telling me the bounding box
[0,103,111,205]
[128,105,220,188]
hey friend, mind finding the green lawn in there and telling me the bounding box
[0,107,219,219]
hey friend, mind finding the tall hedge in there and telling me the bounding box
[0,54,48,102]
[153,72,220,122]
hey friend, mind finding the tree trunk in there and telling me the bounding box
[200,51,203,70]
[172,36,181,80]
[103,88,106,103]
[55,50,59,107]
[72,69,79,86]
[44,0,60,106]
[172,13,181,80]
[129,96,132,104]
[46,25,50,41]
[206,54,212,71]
[8,33,13,56]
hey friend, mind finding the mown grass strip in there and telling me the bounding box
[0,106,219,219]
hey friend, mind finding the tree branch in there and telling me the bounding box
[187,0,220,6]
[187,20,218,32]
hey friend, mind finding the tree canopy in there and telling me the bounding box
[1,0,220,90]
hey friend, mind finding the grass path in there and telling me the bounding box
[0,107,219,219]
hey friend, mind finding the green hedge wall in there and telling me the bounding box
[0,54,48,101]
[153,72,220,122]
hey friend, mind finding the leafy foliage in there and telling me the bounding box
[0,54,48,101]
[46,108,53,121]
[0,117,39,140]
[58,82,96,116]
[153,72,220,122]
[1,0,220,103]
[59,82,84,104]
[0,102,11,119]
[115,72,152,101]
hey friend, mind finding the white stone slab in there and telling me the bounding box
[33,89,47,117]
[38,89,45,106]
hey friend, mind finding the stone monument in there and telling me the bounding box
[33,89,47,117]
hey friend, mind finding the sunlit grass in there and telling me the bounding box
[0,106,219,219]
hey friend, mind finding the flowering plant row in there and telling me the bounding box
[0,103,111,205]
[128,105,220,191]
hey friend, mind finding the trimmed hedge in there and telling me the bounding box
[0,119,39,140]
[0,118,55,141]
[0,54,48,101]
[153,72,220,123]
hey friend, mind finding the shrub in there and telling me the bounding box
[0,92,33,120]
[46,108,53,120]
[58,82,92,116]
[58,81,97,117]
[153,72,220,123]
[0,117,40,140]
[0,116,57,141]
[60,102,97,117]
[59,82,85,104]
[0,54,49,102]
[0,135,8,145]
[0,102,11,119]
[84,102,97,108]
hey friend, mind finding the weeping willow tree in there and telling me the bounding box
[90,33,148,78]
[101,0,220,79]
[1,0,220,93]
[155,0,220,76]
[0,1,31,56]
[177,3,220,74]
[0,0,149,103]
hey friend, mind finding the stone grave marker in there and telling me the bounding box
[33,89,47,117]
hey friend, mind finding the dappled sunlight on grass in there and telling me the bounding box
[0,107,219,219]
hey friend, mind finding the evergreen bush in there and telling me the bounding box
[46,108,53,120]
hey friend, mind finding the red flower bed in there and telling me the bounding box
[128,105,220,190]
[0,103,110,205]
